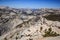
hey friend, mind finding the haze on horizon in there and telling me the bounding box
[0,0,60,8]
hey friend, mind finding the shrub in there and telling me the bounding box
[4,38,7,40]
[40,27,43,32]
[44,14,60,22]
[43,27,60,37]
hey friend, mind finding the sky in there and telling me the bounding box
[0,0,60,8]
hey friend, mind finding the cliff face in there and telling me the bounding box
[0,6,60,40]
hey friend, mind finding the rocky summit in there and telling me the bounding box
[0,6,60,40]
